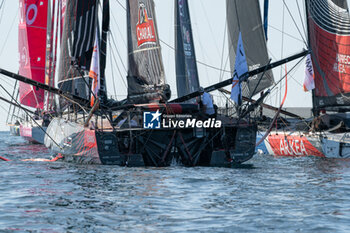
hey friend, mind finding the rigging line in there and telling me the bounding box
[114,0,126,10]
[110,32,127,73]
[109,50,127,93]
[271,57,305,95]
[279,4,285,106]
[219,20,227,82]
[268,24,305,43]
[0,75,17,90]
[220,54,231,82]
[166,0,173,85]
[282,0,307,47]
[108,37,127,90]
[249,59,272,100]
[218,89,234,106]
[5,79,17,124]
[159,38,231,74]
[296,0,307,40]
[0,0,6,25]
[194,33,211,85]
[0,0,4,25]
[108,34,118,97]
[110,7,127,47]
[0,9,17,56]
[0,100,10,113]
[199,0,222,59]
[266,46,306,89]
[265,58,305,104]
[264,56,305,107]
[115,0,231,75]
[0,83,63,150]
[273,49,305,86]
[10,88,20,123]
[190,3,211,85]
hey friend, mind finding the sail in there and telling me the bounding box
[226,0,274,98]
[19,0,48,109]
[306,0,350,109]
[175,0,200,98]
[127,0,169,103]
[57,0,98,102]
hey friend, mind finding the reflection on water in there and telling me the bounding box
[1,132,350,232]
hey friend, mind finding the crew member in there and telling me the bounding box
[116,112,138,128]
[198,87,216,118]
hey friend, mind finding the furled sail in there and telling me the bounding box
[127,0,170,103]
[19,0,48,109]
[226,0,274,98]
[44,0,59,111]
[58,0,98,102]
[306,0,350,110]
[175,0,200,98]
[99,0,110,102]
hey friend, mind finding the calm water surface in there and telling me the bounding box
[1,132,350,232]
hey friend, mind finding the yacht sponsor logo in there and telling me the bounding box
[143,110,161,129]
[267,134,325,157]
[26,4,38,25]
[136,2,156,47]
[279,138,308,156]
[249,64,261,80]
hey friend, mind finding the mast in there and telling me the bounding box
[175,0,200,99]
[44,0,61,112]
[99,0,110,103]
[304,0,318,116]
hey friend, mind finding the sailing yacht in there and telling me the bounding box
[265,0,350,158]
[17,0,52,144]
[0,0,305,165]
[42,0,263,166]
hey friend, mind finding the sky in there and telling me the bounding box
[0,0,326,131]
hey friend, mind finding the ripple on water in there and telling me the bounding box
[1,132,350,232]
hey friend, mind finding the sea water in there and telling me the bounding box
[1,132,350,232]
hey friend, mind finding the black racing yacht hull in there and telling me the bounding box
[44,118,257,166]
